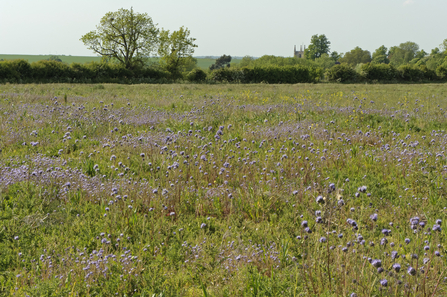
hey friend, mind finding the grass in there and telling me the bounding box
[1,83,447,296]
[0,54,103,64]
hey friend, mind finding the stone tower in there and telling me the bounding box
[294,45,306,58]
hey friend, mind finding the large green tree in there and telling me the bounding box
[158,26,197,79]
[388,41,419,66]
[80,8,158,69]
[371,45,389,64]
[339,47,371,66]
[304,34,331,60]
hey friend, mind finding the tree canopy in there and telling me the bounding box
[441,39,447,53]
[339,47,371,66]
[80,8,158,69]
[209,55,232,70]
[389,41,419,66]
[304,34,331,60]
[371,45,389,64]
[158,26,197,78]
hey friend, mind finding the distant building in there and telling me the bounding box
[294,45,306,58]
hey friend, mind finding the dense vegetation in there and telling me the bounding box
[1,83,447,296]
[1,58,446,84]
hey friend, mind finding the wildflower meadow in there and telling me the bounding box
[1,83,447,296]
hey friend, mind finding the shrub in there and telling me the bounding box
[242,65,319,84]
[361,63,399,81]
[325,64,358,82]
[209,65,321,84]
[418,65,437,81]
[436,64,447,79]
[209,68,244,83]
[186,68,207,82]
[0,59,32,81]
[397,65,425,81]
[31,60,71,80]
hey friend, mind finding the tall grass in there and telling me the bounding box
[1,83,447,296]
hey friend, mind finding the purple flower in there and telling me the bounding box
[407,266,416,276]
[371,259,382,268]
[405,238,411,244]
[381,229,391,236]
[319,237,327,243]
[328,183,336,193]
[380,279,388,287]
[370,213,378,222]
[316,196,325,204]
[391,251,398,259]
[410,217,420,225]
[392,263,401,272]
[14,236,19,240]
[301,221,308,227]
[200,223,207,229]
[358,186,367,193]
[433,224,441,232]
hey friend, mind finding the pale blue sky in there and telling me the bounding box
[1,0,446,57]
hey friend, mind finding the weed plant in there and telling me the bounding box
[1,83,447,296]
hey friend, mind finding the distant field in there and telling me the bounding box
[0,54,103,64]
[0,54,241,69]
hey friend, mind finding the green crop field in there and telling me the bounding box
[0,54,241,70]
[0,54,103,64]
[1,83,447,296]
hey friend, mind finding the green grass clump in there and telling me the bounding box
[1,83,447,296]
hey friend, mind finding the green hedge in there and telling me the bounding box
[209,65,322,84]
[327,63,445,83]
[2,59,446,84]
[0,59,170,83]
[326,64,358,82]
[186,68,207,82]
[360,63,399,81]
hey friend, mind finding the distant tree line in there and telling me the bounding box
[234,34,447,83]
[1,20,447,84]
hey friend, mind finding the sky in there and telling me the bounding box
[1,0,446,58]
